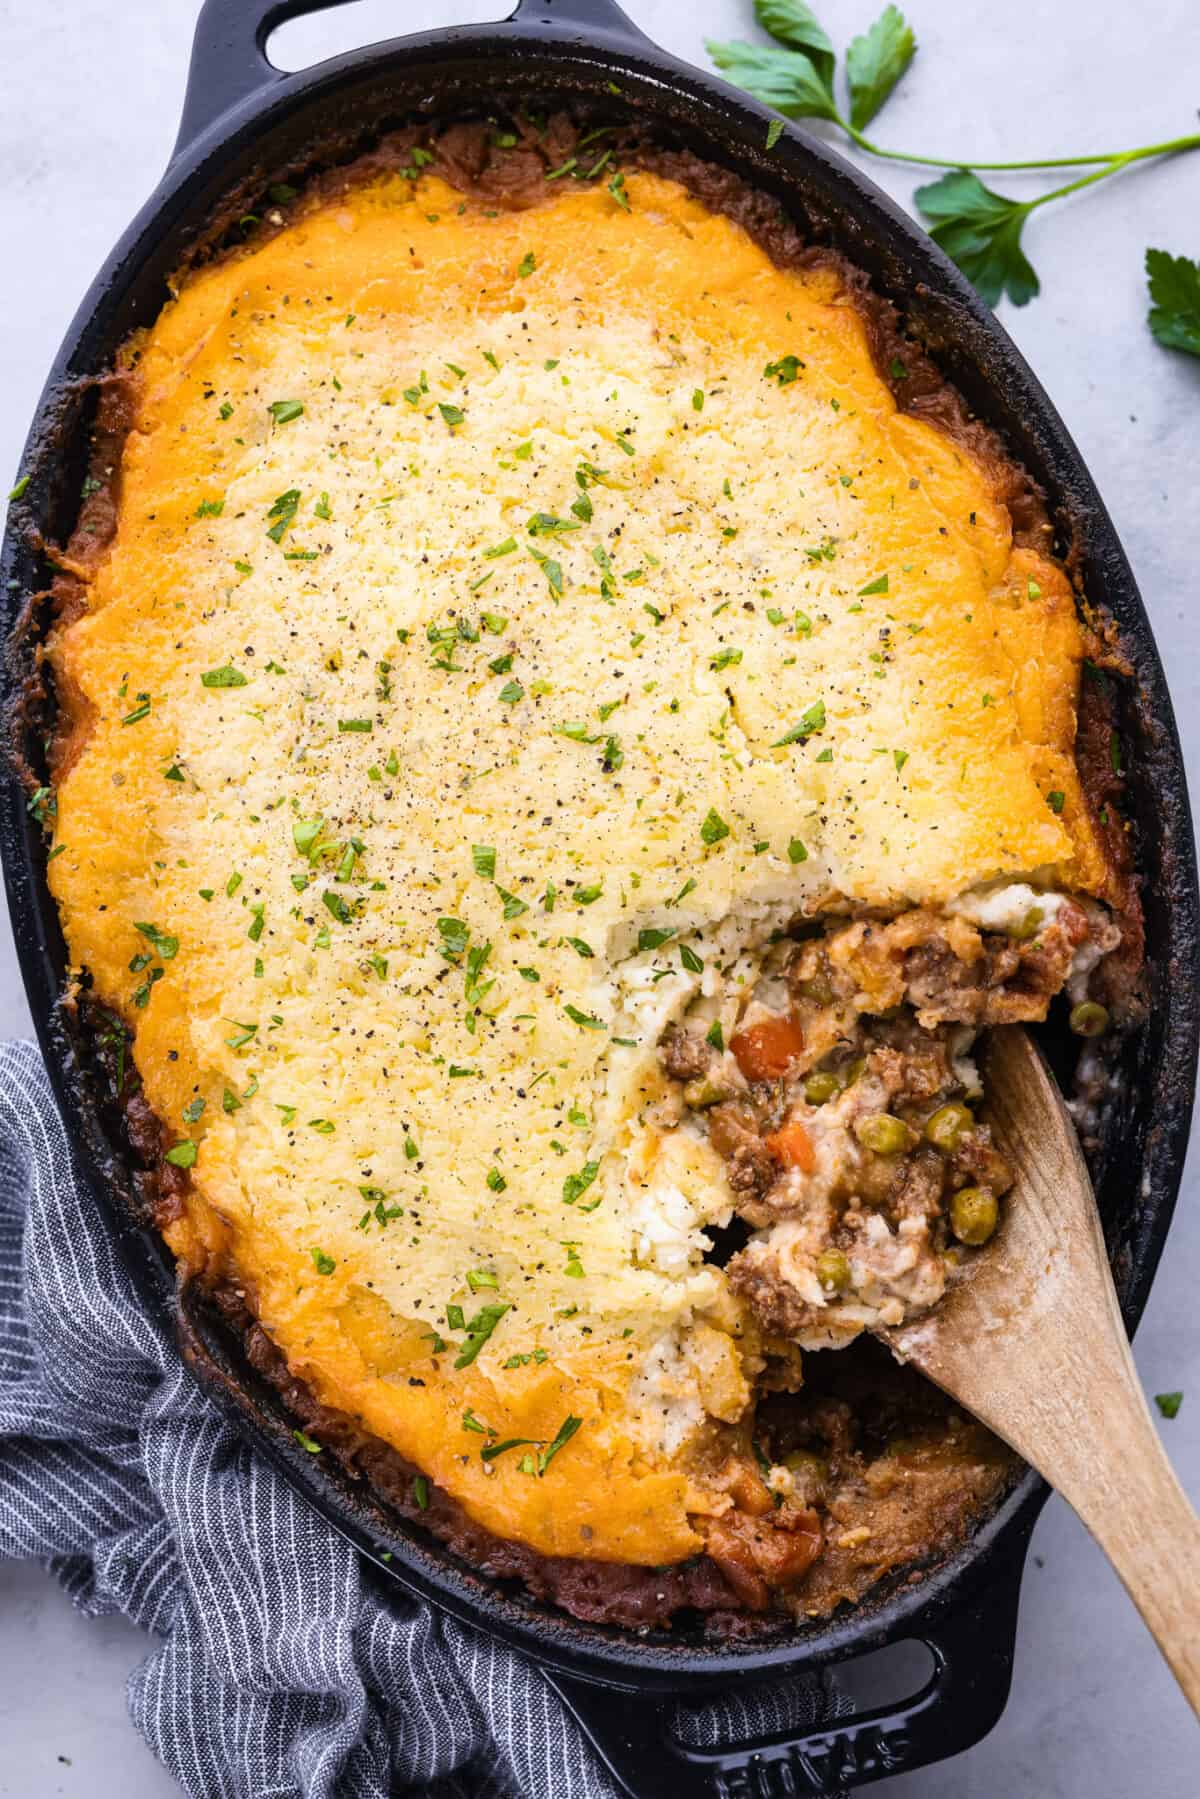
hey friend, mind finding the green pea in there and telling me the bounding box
[783,1448,829,1489]
[815,1248,851,1293]
[1008,905,1044,942]
[840,1055,866,1090]
[950,1186,998,1246]
[854,1112,911,1155]
[1069,1001,1110,1038]
[804,1070,840,1106]
[924,1101,974,1152]
[683,1075,724,1109]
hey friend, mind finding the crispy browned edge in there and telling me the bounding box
[13,115,1143,1634]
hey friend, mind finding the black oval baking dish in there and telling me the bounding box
[2,1,1197,1792]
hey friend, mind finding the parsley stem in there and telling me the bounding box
[1023,134,1200,211]
[846,124,1200,176]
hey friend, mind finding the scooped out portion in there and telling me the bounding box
[652,883,1120,1348]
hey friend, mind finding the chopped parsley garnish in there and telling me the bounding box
[496,886,528,920]
[764,354,802,385]
[700,808,730,846]
[310,1248,336,1275]
[486,1168,507,1193]
[637,927,676,952]
[526,544,565,596]
[294,1431,322,1454]
[413,1474,430,1508]
[710,647,743,671]
[472,844,496,879]
[538,1414,582,1474]
[268,399,304,425]
[225,1020,258,1051]
[706,1020,725,1052]
[266,488,301,542]
[481,1437,537,1464]
[858,574,890,596]
[322,891,353,925]
[437,917,470,962]
[517,251,537,278]
[1156,1392,1184,1418]
[134,922,179,960]
[679,943,704,974]
[566,937,594,958]
[787,838,809,864]
[1046,790,1065,814]
[454,1302,510,1368]
[772,700,826,747]
[498,680,524,704]
[165,1140,197,1169]
[438,402,465,428]
[565,1005,605,1031]
[201,665,248,689]
[562,1161,600,1207]
[196,498,224,518]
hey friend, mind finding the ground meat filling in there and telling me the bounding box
[658,895,1118,1347]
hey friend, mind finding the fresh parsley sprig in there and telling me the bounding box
[708,2,1200,307]
[1145,249,1200,358]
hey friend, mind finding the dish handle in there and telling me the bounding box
[541,1533,1029,1797]
[173,0,654,159]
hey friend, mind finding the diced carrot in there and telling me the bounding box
[765,1119,816,1173]
[730,1015,806,1082]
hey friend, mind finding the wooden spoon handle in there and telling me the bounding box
[1041,1370,1200,1711]
[1007,1316,1200,1705]
[886,1027,1200,1713]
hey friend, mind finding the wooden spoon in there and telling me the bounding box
[880,1024,1200,1714]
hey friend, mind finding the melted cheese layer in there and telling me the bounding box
[49,168,1107,1563]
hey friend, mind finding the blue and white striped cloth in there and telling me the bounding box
[0,1042,841,1796]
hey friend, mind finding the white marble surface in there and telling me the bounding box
[0,2,1197,1793]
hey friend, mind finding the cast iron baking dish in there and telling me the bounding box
[2,1,1197,1791]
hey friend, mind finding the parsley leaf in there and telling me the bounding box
[754,1,835,83]
[706,39,837,122]
[915,170,1039,308]
[1155,1391,1184,1419]
[454,1302,510,1368]
[268,399,304,425]
[562,1161,600,1206]
[538,1414,582,1474]
[201,665,248,689]
[772,699,826,746]
[1146,248,1200,357]
[846,6,916,131]
[135,921,179,960]
[700,808,730,846]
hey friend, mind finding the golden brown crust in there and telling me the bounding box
[30,115,1133,1629]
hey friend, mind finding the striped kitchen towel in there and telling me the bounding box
[0,1041,844,1798]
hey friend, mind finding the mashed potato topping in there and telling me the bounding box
[47,164,1112,1565]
